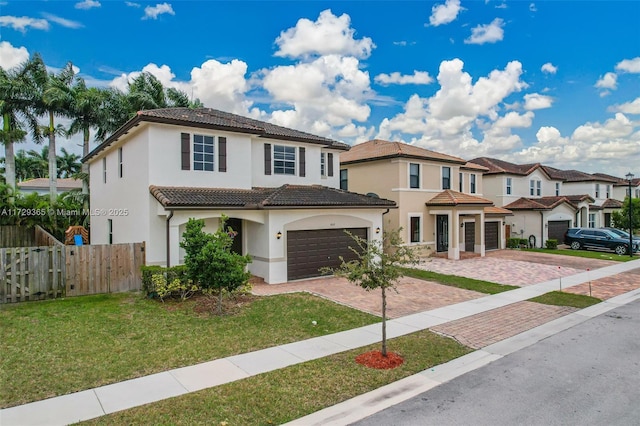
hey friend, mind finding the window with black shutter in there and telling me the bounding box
[181,133,190,170]
[264,143,272,175]
[299,147,306,177]
[218,137,227,172]
[327,152,333,177]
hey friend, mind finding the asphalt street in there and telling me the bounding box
[353,298,640,426]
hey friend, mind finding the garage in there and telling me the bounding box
[484,222,499,251]
[464,222,475,251]
[287,228,368,281]
[548,220,571,243]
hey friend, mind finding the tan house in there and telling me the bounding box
[340,139,511,259]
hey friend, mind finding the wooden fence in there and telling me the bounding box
[0,242,146,304]
[0,226,36,248]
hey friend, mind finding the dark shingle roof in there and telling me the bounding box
[541,166,618,183]
[470,157,541,176]
[85,107,349,162]
[149,185,396,209]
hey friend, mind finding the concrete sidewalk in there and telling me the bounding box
[2,258,639,426]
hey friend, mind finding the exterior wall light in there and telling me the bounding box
[276,231,282,240]
[375,227,381,234]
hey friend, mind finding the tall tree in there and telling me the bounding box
[30,54,76,203]
[0,58,39,203]
[57,147,81,178]
[26,146,49,178]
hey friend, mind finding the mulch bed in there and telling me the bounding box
[355,350,404,369]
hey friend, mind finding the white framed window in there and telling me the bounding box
[506,177,512,195]
[107,219,113,244]
[274,145,296,175]
[409,215,421,243]
[470,174,476,194]
[536,180,541,196]
[340,169,348,190]
[588,213,596,228]
[529,180,535,196]
[102,157,107,183]
[118,147,123,178]
[193,134,214,171]
[459,172,463,192]
[555,182,560,196]
[606,185,611,198]
[442,167,451,190]
[409,163,420,189]
[321,153,326,177]
[595,183,600,198]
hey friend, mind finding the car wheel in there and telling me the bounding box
[570,241,581,250]
[614,245,628,255]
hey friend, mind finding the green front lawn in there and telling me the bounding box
[401,267,519,294]
[523,248,637,262]
[529,291,601,309]
[0,292,379,408]
[82,329,472,426]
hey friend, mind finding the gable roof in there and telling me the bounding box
[504,194,594,211]
[601,198,624,209]
[470,157,542,176]
[593,172,640,187]
[484,206,513,216]
[425,190,493,206]
[85,107,349,162]
[149,184,396,209]
[541,166,618,183]
[340,139,467,165]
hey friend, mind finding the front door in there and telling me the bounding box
[436,215,449,252]
[226,218,243,255]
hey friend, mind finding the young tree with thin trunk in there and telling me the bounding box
[323,228,419,356]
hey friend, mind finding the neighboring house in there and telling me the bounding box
[593,173,640,202]
[340,139,512,260]
[84,108,395,284]
[17,178,82,196]
[471,157,629,246]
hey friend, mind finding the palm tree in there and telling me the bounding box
[30,54,76,203]
[57,147,81,178]
[26,146,49,178]
[14,149,36,181]
[0,58,39,204]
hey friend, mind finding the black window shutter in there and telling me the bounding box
[327,152,333,177]
[299,147,306,177]
[218,137,227,172]
[264,143,271,175]
[181,133,190,170]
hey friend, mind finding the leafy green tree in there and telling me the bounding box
[180,217,252,314]
[612,197,640,235]
[26,146,49,178]
[57,147,81,178]
[323,228,419,357]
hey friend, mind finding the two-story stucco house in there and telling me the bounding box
[84,108,395,284]
[339,140,511,260]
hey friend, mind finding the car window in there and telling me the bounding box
[581,230,594,236]
[593,231,606,237]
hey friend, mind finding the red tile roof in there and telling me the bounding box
[341,139,467,165]
[484,206,513,216]
[601,198,624,209]
[504,194,594,210]
[425,190,493,206]
[469,157,542,176]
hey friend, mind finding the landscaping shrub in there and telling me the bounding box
[507,238,529,249]
[545,239,558,250]
[141,265,190,298]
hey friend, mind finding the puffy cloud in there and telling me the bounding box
[615,57,640,73]
[125,1,140,7]
[610,97,640,115]
[428,0,462,27]
[529,3,537,12]
[374,70,433,86]
[41,13,83,29]
[142,3,175,20]
[465,18,505,45]
[541,62,557,74]
[75,0,101,10]
[0,15,49,32]
[595,72,617,90]
[523,93,553,110]
[274,10,374,59]
[0,41,30,70]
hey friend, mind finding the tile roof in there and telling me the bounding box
[462,162,489,171]
[85,107,349,162]
[504,194,594,211]
[149,185,396,209]
[541,166,618,183]
[469,157,541,176]
[17,178,82,190]
[484,206,513,216]
[340,139,467,165]
[601,198,624,209]
[425,190,493,206]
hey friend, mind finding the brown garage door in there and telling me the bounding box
[287,228,368,281]
[484,222,499,251]
[464,222,475,252]
[548,220,570,243]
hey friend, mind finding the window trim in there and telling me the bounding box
[107,219,113,244]
[506,177,512,195]
[588,213,596,228]
[595,183,600,198]
[409,215,422,243]
[273,144,297,176]
[102,157,107,183]
[459,172,464,192]
[193,134,215,172]
[340,169,348,190]
[409,163,420,189]
[118,147,123,178]
[555,182,560,196]
[442,166,451,190]
[470,173,476,194]
[321,152,326,177]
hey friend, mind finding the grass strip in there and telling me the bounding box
[529,291,601,309]
[82,329,472,426]
[523,248,637,262]
[401,267,518,294]
[0,292,379,408]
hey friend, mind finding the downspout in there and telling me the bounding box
[166,210,174,267]
[381,208,390,236]
[540,211,544,249]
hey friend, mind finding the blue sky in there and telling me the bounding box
[1,0,639,177]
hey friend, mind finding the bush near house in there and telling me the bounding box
[507,238,528,249]
[545,239,558,250]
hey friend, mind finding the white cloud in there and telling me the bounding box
[464,18,505,45]
[75,0,101,10]
[0,15,49,32]
[142,3,175,20]
[616,57,640,73]
[541,62,557,74]
[610,97,640,115]
[274,10,374,59]
[595,72,617,90]
[125,1,140,7]
[374,71,433,86]
[428,0,462,27]
[41,13,83,29]
[523,93,553,110]
[0,41,30,70]
[529,3,537,12]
